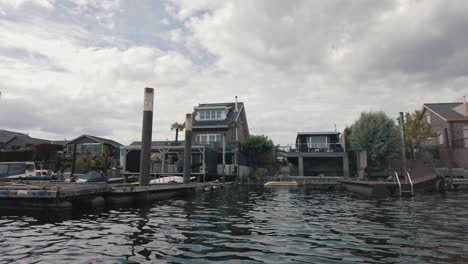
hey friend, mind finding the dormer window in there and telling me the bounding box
[199,110,223,120]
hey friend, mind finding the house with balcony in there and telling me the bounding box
[287,132,349,177]
[191,97,250,173]
[420,99,468,168]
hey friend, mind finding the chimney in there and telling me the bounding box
[235,96,238,112]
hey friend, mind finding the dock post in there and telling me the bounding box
[70,143,77,179]
[399,112,408,181]
[183,113,193,184]
[444,128,453,180]
[140,87,154,186]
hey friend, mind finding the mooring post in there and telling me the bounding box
[222,135,226,183]
[70,143,77,179]
[139,87,154,186]
[399,112,408,182]
[444,128,453,181]
[183,113,193,184]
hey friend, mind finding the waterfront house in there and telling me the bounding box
[420,99,468,168]
[4,133,54,150]
[287,132,349,177]
[191,97,250,174]
[0,130,26,150]
[66,135,122,163]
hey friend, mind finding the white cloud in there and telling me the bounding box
[0,0,467,145]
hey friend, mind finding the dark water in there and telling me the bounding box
[1,187,468,264]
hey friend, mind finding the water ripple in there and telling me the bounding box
[1,187,468,263]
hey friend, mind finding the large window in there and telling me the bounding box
[196,134,221,144]
[199,110,223,120]
[82,144,101,156]
[307,136,329,149]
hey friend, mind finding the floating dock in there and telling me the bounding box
[0,180,224,209]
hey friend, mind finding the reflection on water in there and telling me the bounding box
[1,187,468,263]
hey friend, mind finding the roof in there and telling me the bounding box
[0,129,27,143]
[5,134,51,146]
[423,102,468,121]
[67,134,122,147]
[192,102,244,128]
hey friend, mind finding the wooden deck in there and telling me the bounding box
[0,181,111,199]
[0,180,224,209]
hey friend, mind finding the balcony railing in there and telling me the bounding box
[282,143,344,153]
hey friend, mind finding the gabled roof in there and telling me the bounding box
[422,102,468,121]
[0,129,27,143]
[5,134,51,146]
[67,134,122,147]
[192,102,245,128]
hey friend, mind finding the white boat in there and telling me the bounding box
[150,176,195,184]
[264,181,298,187]
[0,162,49,179]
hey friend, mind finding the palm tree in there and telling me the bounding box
[170,122,185,143]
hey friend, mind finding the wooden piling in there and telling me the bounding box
[183,113,193,184]
[399,112,408,180]
[140,87,154,186]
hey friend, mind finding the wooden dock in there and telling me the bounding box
[0,180,224,209]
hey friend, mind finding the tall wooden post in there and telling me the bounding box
[399,112,408,181]
[444,128,453,180]
[139,87,154,186]
[222,135,226,182]
[70,143,77,179]
[183,114,193,184]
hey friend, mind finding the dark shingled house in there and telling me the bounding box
[66,134,122,162]
[191,97,250,172]
[420,99,468,168]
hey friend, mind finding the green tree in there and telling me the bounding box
[241,135,275,166]
[348,111,400,170]
[402,110,435,159]
[170,122,185,142]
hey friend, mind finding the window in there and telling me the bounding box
[83,144,101,156]
[438,132,444,145]
[197,134,221,144]
[307,136,329,149]
[425,114,431,124]
[199,110,223,120]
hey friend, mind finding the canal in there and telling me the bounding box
[1,186,467,263]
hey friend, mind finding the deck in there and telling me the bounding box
[0,180,224,209]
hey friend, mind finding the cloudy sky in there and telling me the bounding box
[0,0,466,145]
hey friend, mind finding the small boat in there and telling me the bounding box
[264,181,298,187]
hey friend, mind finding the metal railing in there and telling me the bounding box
[394,171,401,196]
[406,172,414,195]
[281,143,344,153]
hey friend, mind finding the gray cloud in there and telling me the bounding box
[0,0,467,145]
